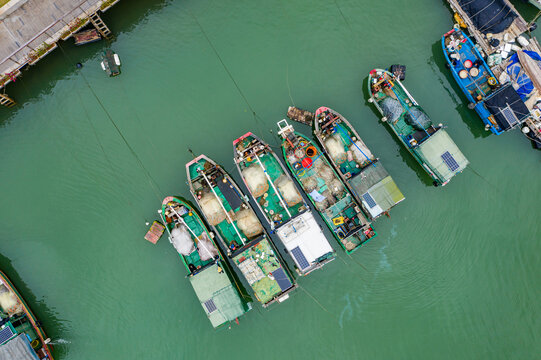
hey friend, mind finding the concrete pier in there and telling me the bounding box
[0,0,120,92]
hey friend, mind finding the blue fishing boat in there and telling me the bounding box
[442,27,529,134]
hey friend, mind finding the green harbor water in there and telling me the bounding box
[1,0,541,358]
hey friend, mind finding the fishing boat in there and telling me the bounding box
[313,107,405,219]
[159,196,251,328]
[442,28,530,134]
[100,49,121,77]
[186,155,296,307]
[0,271,54,360]
[277,120,376,254]
[233,132,336,276]
[368,69,469,186]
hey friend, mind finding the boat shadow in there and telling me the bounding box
[0,252,68,357]
[360,76,435,188]
[429,40,491,139]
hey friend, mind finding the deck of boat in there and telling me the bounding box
[232,237,294,305]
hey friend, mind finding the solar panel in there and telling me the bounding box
[362,193,377,209]
[500,105,519,127]
[441,151,460,172]
[0,326,15,344]
[203,299,217,313]
[291,246,310,270]
[272,268,293,291]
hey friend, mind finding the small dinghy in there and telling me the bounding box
[100,49,121,77]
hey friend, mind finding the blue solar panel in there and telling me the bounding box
[204,299,217,313]
[272,268,293,291]
[291,246,310,270]
[362,193,377,209]
[441,151,460,171]
[0,326,15,344]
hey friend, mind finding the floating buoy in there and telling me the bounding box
[305,146,317,157]
[459,70,468,79]
[469,67,479,77]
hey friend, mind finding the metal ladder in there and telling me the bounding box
[89,12,111,39]
[0,94,16,108]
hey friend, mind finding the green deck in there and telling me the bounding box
[162,197,216,271]
[187,156,295,306]
[232,238,289,305]
[235,134,304,227]
[189,263,249,328]
[280,132,375,253]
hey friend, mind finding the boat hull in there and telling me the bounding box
[0,271,54,360]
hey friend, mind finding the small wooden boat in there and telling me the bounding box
[233,132,336,276]
[313,107,405,219]
[160,196,251,328]
[186,155,296,307]
[277,120,376,254]
[368,69,469,186]
[0,271,54,360]
[100,49,121,77]
[442,28,529,134]
[73,29,101,45]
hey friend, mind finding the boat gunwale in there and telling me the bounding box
[0,271,54,360]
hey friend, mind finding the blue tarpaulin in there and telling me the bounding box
[506,50,541,100]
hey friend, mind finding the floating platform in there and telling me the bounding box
[286,106,314,126]
[73,29,101,45]
[144,221,165,244]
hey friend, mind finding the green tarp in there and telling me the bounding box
[417,129,469,183]
[189,263,246,328]
[349,161,405,218]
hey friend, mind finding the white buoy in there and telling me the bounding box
[381,116,388,122]
[522,126,531,134]
[368,98,374,103]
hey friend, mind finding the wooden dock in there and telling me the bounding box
[0,0,121,105]
[446,0,529,55]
